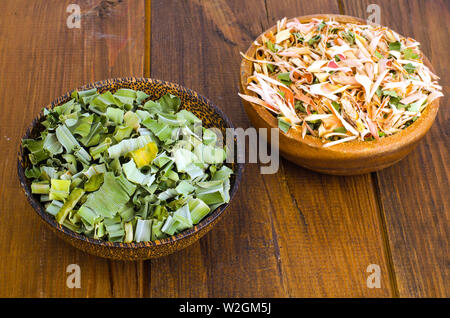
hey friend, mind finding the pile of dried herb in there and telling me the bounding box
[239,17,443,146]
[23,88,232,242]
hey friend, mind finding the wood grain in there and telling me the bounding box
[266,0,392,297]
[148,0,392,297]
[0,0,446,298]
[0,0,145,297]
[341,0,449,297]
[148,0,286,297]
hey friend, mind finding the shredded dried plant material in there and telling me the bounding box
[22,89,232,242]
[239,17,443,146]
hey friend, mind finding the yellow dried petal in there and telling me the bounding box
[275,29,291,43]
[316,72,330,83]
[130,142,158,168]
[355,33,367,46]
[356,120,365,132]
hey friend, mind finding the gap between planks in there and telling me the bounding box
[371,173,400,297]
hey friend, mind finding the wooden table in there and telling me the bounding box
[0,0,447,298]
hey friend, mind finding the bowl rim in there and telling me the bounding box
[18,77,244,250]
[239,14,441,157]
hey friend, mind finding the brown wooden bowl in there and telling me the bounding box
[18,77,244,260]
[239,14,441,175]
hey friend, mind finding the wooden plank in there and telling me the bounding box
[264,0,392,297]
[149,0,392,297]
[0,0,145,297]
[149,0,286,297]
[341,0,449,297]
[144,0,151,77]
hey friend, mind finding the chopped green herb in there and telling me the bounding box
[382,90,400,98]
[407,98,425,112]
[374,51,384,59]
[376,87,383,97]
[22,89,233,243]
[331,101,341,112]
[330,28,339,34]
[277,72,291,82]
[333,127,347,133]
[274,44,283,51]
[278,117,292,133]
[295,100,305,112]
[308,35,321,46]
[388,97,406,109]
[317,21,326,31]
[292,32,304,42]
[266,40,277,52]
[343,31,355,44]
[403,48,419,60]
[277,72,292,85]
[404,63,416,74]
[26,166,42,179]
[31,182,50,194]
[389,41,401,51]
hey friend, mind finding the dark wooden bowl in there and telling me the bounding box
[18,77,244,260]
[240,14,441,175]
